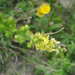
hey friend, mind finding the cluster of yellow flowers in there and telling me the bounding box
[28,32,61,53]
[36,3,51,17]
[14,24,66,53]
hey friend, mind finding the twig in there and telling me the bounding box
[41,60,62,74]
[52,58,75,66]
[15,51,62,73]
[47,27,65,35]
[2,47,19,75]
[59,43,67,47]
[28,6,39,14]
[14,62,23,68]
[9,49,18,66]
[9,44,35,54]
[0,46,18,65]
[47,69,62,74]
[16,16,32,23]
[0,55,4,64]
[16,6,39,22]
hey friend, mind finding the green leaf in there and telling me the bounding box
[72,13,75,20]
[35,65,48,72]
[47,23,62,31]
[2,66,6,72]
[30,25,37,28]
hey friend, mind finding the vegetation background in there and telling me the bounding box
[0,0,75,75]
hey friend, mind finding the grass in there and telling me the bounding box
[0,0,75,75]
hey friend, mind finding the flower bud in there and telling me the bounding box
[7,16,15,25]
[5,32,12,38]
[19,26,25,32]
[25,24,30,30]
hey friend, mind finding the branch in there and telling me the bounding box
[2,47,19,75]
[0,55,4,64]
[59,43,67,47]
[0,46,18,65]
[9,49,18,66]
[47,27,65,35]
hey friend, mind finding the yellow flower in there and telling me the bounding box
[36,3,51,17]
[36,8,44,17]
[43,37,49,45]
[29,32,62,53]
[40,3,51,14]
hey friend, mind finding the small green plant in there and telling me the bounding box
[0,12,65,53]
[0,0,75,75]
